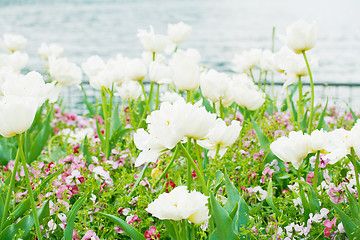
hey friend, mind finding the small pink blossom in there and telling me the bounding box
[81,230,99,240]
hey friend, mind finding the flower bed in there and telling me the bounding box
[0,20,358,239]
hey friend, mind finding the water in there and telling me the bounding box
[0,0,360,112]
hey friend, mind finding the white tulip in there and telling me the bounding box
[126,58,147,82]
[198,119,241,158]
[285,19,318,54]
[0,52,29,73]
[137,25,169,53]
[1,71,55,106]
[169,49,201,91]
[200,69,231,103]
[146,186,209,224]
[0,95,38,137]
[160,91,183,104]
[168,22,192,44]
[323,129,350,164]
[38,43,64,61]
[231,74,265,111]
[232,48,262,74]
[115,81,142,100]
[349,120,360,158]
[1,33,27,53]
[149,62,172,84]
[48,57,82,86]
[270,131,311,169]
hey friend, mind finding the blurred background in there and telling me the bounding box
[0,0,359,112]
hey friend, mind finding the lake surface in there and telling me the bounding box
[0,0,359,111]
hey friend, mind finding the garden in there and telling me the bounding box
[0,19,358,239]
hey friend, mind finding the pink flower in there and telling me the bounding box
[81,230,99,240]
[323,217,337,238]
[328,185,344,204]
[144,226,160,240]
[306,172,314,185]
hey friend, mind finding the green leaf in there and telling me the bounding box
[224,171,240,213]
[110,103,121,137]
[0,200,49,240]
[350,107,359,122]
[109,127,132,152]
[344,185,360,225]
[28,108,54,163]
[64,196,87,240]
[128,162,150,197]
[98,212,145,240]
[209,194,238,240]
[210,170,224,193]
[265,179,282,219]
[332,202,360,240]
[0,138,12,166]
[163,220,177,240]
[81,84,96,116]
[316,98,328,130]
[294,180,320,218]
[300,109,308,132]
[202,96,213,113]
[81,136,93,165]
[233,197,249,236]
[250,116,270,149]
[4,169,61,228]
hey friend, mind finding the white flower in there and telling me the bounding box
[92,166,113,186]
[168,22,192,44]
[348,119,360,157]
[283,53,318,88]
[160,91,183,104]
[137,25,169,53]
[126,58,147,81]
[82,55,127,90]
[198,119,241,158]
[322,128,350,164]
[232,48,262,74]
[146,186,209,224]
[133,98,217,166]
[285,19,318,54]
[0,95,38,138]
[47,219,57,232]
[38,43,64,61]
[231,74,265,111]
[149,62,172,84]
[1,71,56,106]
[115,81,142,100]
[309,129,328,153]
[0,52,28,73]
[270,131,311,169]
[1,33,27,52]
[200,69,231,103]
[169,48,201,91]
[48,57,82,86]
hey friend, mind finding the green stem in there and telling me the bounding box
[233,105,238,120]
[239,107,248,140]
[18,134,42,240]
[212,102,216,115]
[186,91,191,103]
[214,144,221,162]
[312,151,320,195]
[140,81,150,114]
[249,69,255,84]
[0,146,21,231]
[219,100,224,119]
[286,86,295,121]
[186,138,192,190]
[154,146,179,186]
[179,142,208,195]
[298,76,303,126]
[263,71,268,92]
[302,51,314,133]
[152,52,156,61]
[128,162,150,197]
[349,148,360,206]
[155,83,160,110]
[258,71,262,89]
[148,82,155,111]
